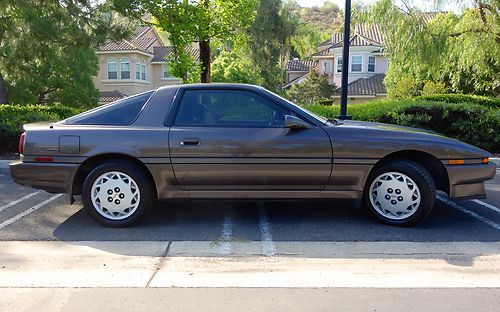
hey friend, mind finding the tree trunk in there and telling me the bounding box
[199,39,211,83]
[0,72,8,104]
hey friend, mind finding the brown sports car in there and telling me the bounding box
[10,84,496,227]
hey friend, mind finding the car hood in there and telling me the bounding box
[325,120,491,159]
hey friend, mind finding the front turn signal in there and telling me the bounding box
[481,157,489,164]
[448,159,465,165]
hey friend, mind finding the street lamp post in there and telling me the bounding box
[338,0,352,120]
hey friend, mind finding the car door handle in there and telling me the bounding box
[180,138,201,146]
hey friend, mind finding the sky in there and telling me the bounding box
[295,0,471,14]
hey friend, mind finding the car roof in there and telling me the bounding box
[157,83,266,92]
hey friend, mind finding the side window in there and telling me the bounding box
[67,91,153,125]
[174,90,290,128]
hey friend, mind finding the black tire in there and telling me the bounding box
[363,160,436,226]
[82,161,154,227]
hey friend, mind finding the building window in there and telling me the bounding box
[368,56,375,72]
[107,58,117,79]
[120,57,130,79]
[162,64,171,78]
[135,62,141,80]
[141,60,146,80]
[351,56,362,72]
[336,57,342,73]
[323,60,333,74]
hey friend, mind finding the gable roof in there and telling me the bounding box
[151,46,200,62]
[327,23,385,49]
[99,25,161,54]
[334,74,386,96]
[286,59,318,72]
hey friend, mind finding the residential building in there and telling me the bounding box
[285,23,388,104]
[94,26,199,103]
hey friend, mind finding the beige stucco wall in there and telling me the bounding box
[286,71,307,83]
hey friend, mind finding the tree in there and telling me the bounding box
[114,0,257,83]
[211,48,261,84]
[366,0,500,96]
[0,0,127,105]
[285,71,336,105]
[248,0,282,90]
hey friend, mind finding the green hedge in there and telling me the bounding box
[416,94,500,109]
[307,100,500,153]
[0,104,83,153]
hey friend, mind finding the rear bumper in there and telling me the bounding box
[445,162,496,199]
[10,161,79,194]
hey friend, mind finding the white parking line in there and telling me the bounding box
[0,194,63,230]
[437,196,500,231]
[471,199,500,215]
[0,190,42,214]
[218,214,232,255]
[258,203,277,256]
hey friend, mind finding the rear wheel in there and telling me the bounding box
[364,160,435,226]
[82,161,153,227]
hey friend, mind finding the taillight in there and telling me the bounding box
[19,132,25,155]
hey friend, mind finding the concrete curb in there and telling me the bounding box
[1,158,499,170]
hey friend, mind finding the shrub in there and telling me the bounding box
[306,100,500,153]
[421,80,447,96]
[285,71,336,105]
[0,104,83,153]
[387,76,420,99]
[416,94,500,109]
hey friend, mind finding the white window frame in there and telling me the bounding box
[351,55,362,72]
[336,57,342,73]
[107,57,117,79]
[141,60,146,80]
[120,57,130,79]
[135,62,141,80]
[368,56,376,73]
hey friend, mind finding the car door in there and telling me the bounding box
[168,88,332,190]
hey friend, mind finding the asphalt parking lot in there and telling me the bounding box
[1,164,499,311]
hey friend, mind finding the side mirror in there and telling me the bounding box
[284,115,310,129]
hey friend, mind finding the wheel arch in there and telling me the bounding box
[72,153,158,199]
[370,150,450,195]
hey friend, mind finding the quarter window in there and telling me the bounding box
[174,90,290,128]
[120,57,130,79]
[368,56,376,72]
[107,58,117,79]
[351,56,362,72]
[66,91,154,125]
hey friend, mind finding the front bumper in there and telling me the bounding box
[10,161,79,194]
[445,162,497,199]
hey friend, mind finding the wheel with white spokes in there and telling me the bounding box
[91,171,140,220]
[364,160,435,226]
[82,161,154,227]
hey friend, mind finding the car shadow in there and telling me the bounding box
[51,198,500,266]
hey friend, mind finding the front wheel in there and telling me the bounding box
[82,161,154,227]
[364,160,436,226]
